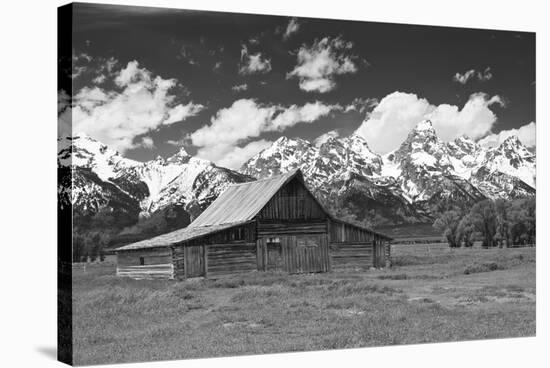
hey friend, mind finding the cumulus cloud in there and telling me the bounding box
[283,18,300,40]
[271,101,338,130]
[58,89,72,137]
[355,91,505,153]
[453,67,493,84]
[239,45,272,75]
[139,136,155,149]
[191,99,339,168]
[287,37,357,93]
[164,103,204,125]
[66,60,204,152]
[314,130,340,147]
[231,83,248,92]
[478,122,536,148]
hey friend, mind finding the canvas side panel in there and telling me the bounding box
[57,3,73,365]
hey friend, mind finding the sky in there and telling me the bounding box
[59,3,536,169]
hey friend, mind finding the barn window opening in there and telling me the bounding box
[139,257,145,265]
[230,227,245,241]
[266,237,282,254]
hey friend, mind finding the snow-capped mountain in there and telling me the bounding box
[59,120,535,228]
[241,120,535,224]
[58,134,253,222]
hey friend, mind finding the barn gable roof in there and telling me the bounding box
[116,169,391,251]
[189,169,301,227]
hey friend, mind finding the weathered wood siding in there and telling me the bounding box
[116,248,174,279]
[385,241,391,267]
[257,177,326,221]
[257,221,327,236]
[257,234,330,274]
[328,220,391,269]
[329,220,375,243]
[207,242,257,277]
[329,242,374,270]
[173,223,257,279]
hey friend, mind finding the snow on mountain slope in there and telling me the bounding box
[59,118,536,227]
[477,136,536,188]
[240,119,535,223]
[241,136,317,178]
[58,133,140,181]
[58,135,253,217]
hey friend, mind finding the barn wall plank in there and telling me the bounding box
[116,247,174,279]
[329,242,374,270]
[206,242,256,277]
[257,177,327,221]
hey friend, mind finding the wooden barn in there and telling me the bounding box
[115,169,392,279]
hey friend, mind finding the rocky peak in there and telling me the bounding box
[394,120,447,164]
[489,135,533,160]
[413,119,436,133]
[447,135,480,159]
[166,146,192,164]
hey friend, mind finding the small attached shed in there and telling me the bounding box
[115,169,392,279]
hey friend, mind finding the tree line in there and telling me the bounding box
[71,204,191,262]
[433,197,535,248]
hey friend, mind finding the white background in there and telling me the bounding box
[0,0,547,367]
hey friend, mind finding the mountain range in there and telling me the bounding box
[58,120,536,228]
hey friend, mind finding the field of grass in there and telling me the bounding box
[72,245,535,365]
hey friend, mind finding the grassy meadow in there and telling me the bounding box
[72,244,536,365]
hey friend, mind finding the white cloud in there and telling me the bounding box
[92,74,106,84]
[217,139,273,169]
[478,122,536,148]
[58,89,71,137]
[71,66,87,79]
[166,139,184,146]
[453,67,493,84]
[271,101,338,130]
[287,36,357,93]
[355,91,505,153]
[67,60,203,152]
[231,83,248,92]
[71,54,118,81]
[477,67,493,81]
[114,60,151,87]
[453,69,476,84]
[139,136,155,149]
[164,102,204,124]
[191,99,338,168]
[314,130,340,147]
[283,18,300,40]
[239,45,272,75]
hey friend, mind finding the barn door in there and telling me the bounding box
[266,237,283,271]
[185,245,205,278]
[287,234,329,274]
[373,240,385,268]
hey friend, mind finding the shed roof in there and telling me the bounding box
[116,169,391,251]
[115,220,253,251]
